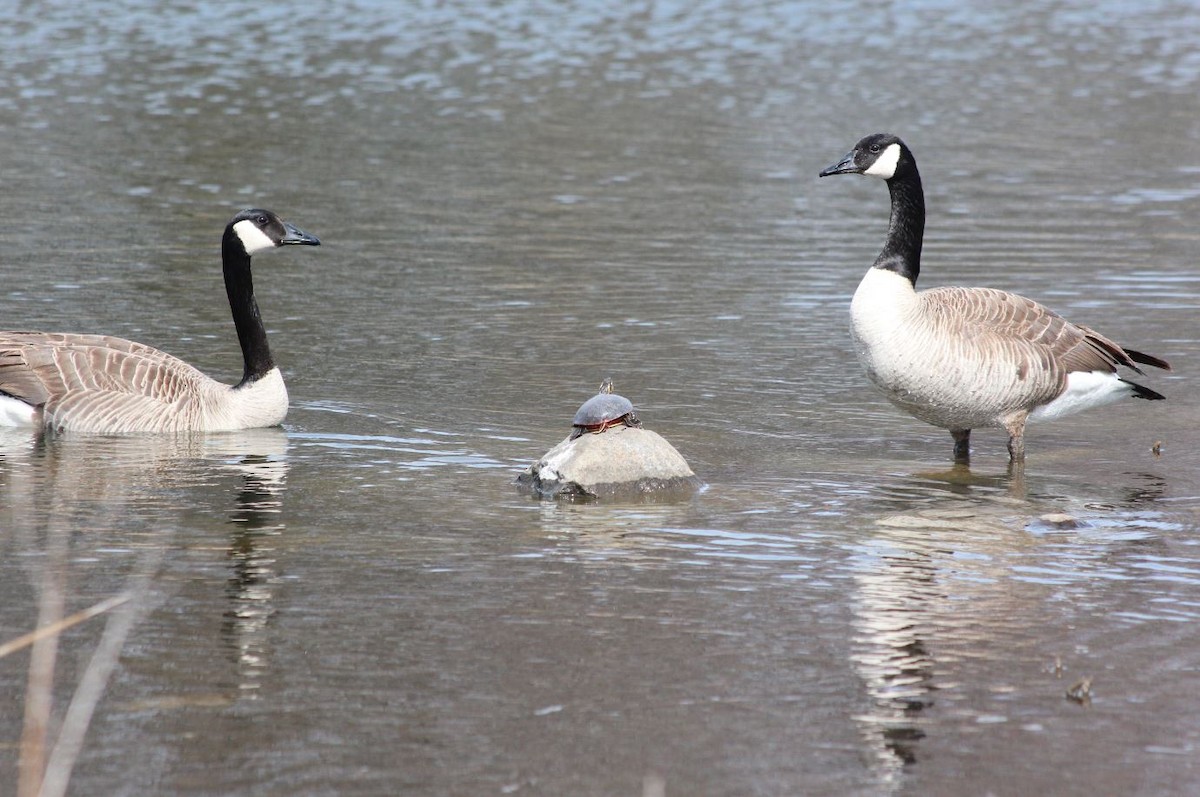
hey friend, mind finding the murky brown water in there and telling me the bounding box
[2,1,1199,795]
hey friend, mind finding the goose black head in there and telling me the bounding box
[228,208,321,256]
[819,133,913,181]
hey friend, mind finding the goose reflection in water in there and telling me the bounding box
[847,465,1170,790]
[848,484,1032,787]
[219,433,290,698]
[2,427,291,793]
[850,542,940,783]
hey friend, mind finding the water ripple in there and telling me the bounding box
[290,430,507,471]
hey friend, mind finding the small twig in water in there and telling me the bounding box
[0,594,132,660]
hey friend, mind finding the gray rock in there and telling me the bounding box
[518,425,699,500]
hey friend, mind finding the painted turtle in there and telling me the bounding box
[569,378,642,440]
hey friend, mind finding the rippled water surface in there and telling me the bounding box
[2,1,1200,795]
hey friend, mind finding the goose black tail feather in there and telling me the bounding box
[1124,348,1172,373]
[1123,379,1166,401]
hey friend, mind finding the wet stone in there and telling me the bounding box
[1038,512,1079,529]
[517,425,700,501]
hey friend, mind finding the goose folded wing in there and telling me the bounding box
[924,287,1139,375]
[0,333,215,432]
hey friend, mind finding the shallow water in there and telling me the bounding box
[2,1,1200,795]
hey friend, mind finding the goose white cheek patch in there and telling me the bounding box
[864,143,901,179]
[232,219,277,254]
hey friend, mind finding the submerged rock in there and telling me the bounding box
[1038,512,1080,530]
[517,425,699,501]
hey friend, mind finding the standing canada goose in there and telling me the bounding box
[0,208,321,434]
[819,133,1170,462]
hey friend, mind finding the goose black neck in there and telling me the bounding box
[222,232,274,386]
[875,168,925,285]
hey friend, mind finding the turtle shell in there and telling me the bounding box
[573,391,635,430]
[569,379,643,439]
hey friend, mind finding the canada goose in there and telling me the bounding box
[0,208,320,434]
[819,133,1170,462]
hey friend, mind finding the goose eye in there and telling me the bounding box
[869,143,881,153]
[256,215,269,225]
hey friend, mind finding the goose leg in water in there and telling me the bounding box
[1003,412,1030,463]
[951,429,971,461]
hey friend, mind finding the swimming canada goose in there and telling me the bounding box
[0,208,320,434]
[819,133,1170,462]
